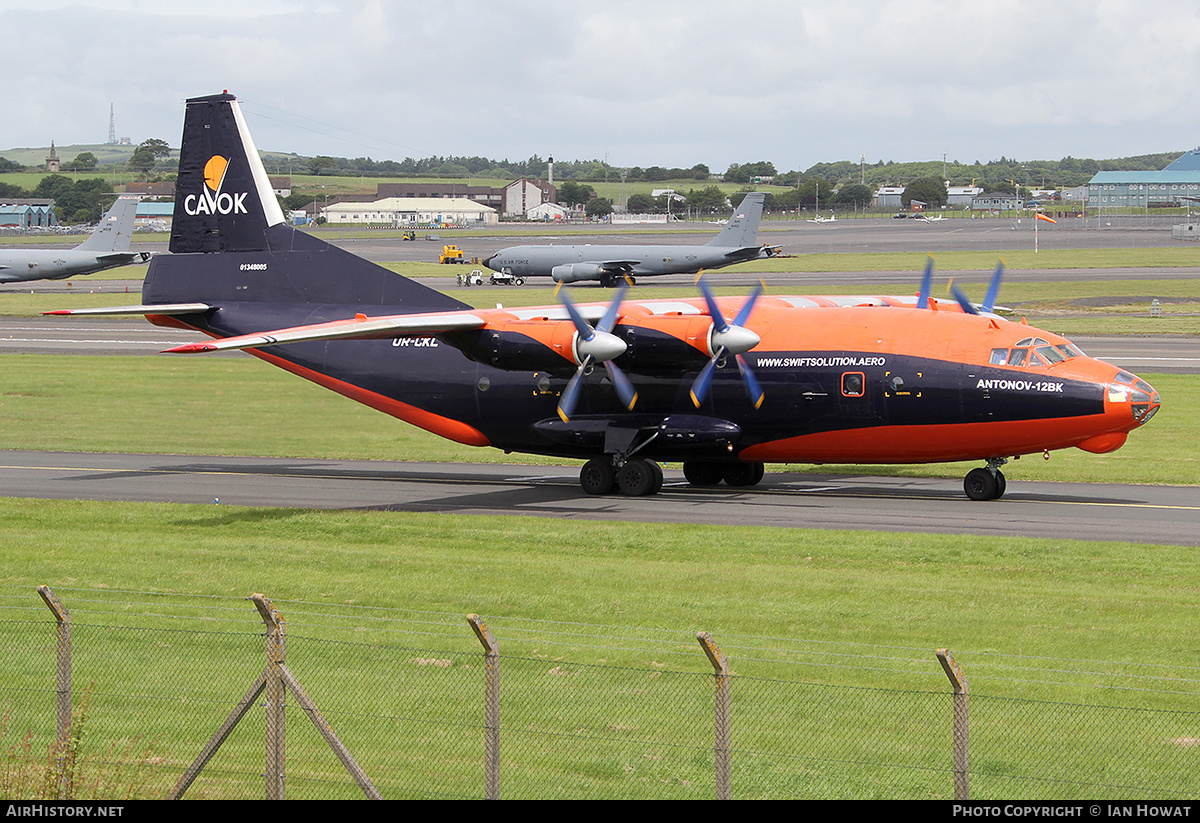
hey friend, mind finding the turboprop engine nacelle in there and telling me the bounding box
[551,262,606,283]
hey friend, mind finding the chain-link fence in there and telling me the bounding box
[3,586,1199,800]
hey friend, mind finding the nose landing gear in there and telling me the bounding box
[964,458,1008,501]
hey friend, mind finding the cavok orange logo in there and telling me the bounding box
[183,155,248,216]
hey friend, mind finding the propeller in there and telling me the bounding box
[690,276,764,409]
[949,260,1005,316]
[981,260,1004,313]
[916,256,934,309]
[557,284,637,422]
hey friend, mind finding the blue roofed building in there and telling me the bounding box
[1088,151,1200,208]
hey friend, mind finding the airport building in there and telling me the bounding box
[1087,150,1200,208]
[320,196,497,226]
[0,200,56,228]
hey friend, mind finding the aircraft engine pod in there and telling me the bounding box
[551,262,606,283]
[48,93,1163,502]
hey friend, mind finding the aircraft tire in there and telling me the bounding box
[580,458,617,495]
[994,470,1007,500]
[722,462,765,487]
[964,468,999,501]
[683,460,724,486]
[648,460,663,494]
[617,459,659,496]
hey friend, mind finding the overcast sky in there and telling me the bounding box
[4,0,1199,174]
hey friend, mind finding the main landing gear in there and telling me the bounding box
[580,457,662,496]
[964,458,1008,501]
[578,457,766,496]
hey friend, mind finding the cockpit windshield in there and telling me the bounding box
[989,337,1081,370]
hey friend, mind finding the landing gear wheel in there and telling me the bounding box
[993,470,1006,500]
[580,458,616,495]
[722,462,765,487]
[683,460,724,487]
[617,458,659,496]
[964,468,1000,501]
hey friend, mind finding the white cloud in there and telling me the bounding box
[4,0,1199,171]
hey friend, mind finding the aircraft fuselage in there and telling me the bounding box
[483,243,765,284]
[0,250,141,282]
[151,288,1152,468]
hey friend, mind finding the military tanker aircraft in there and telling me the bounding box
[1,196,148,282]
[48,93,1161,500]
[482,192,780,286]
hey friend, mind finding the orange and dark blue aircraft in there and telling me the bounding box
[49,93,1160,500]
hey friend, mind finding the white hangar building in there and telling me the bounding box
[321,197,498,226]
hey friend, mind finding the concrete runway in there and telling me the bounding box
[2,450,1196,546]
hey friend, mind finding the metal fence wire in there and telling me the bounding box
[2,586,1199,800]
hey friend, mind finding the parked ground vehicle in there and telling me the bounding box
[439,244,466,264]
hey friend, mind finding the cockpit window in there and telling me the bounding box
[990,348,1009,365]
[1036,345,1066,365]
[1008,348,1028,366]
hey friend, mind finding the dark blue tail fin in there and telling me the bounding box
[147,92,468,312]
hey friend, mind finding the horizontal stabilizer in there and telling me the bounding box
[163,310,488,353]
[44,303,213,316]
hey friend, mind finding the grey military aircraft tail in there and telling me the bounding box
[482,192,780,286]
[0,196,148,283]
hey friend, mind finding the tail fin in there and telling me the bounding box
[169,92,283,254]
[75,195,138,252]
[706,192,765,248]
[146,92,468,312]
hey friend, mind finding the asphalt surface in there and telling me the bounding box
[2,216,1195,544]
[2,451,1195,546]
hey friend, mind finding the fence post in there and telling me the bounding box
[697,631,731,800]
[468,614,500,800]
[252,594,286,800]
[937,648,970,800]
[36,586,71,747]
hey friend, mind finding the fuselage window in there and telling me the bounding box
[842,371,865,397]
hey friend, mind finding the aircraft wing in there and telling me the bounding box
[592,260,641,272]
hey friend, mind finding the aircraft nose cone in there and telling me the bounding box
[482,254,497,270]
[1106,371,1161,428]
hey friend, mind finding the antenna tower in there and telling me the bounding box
[108,104,116,145]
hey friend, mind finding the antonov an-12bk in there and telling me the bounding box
[49,93,1160,500]
[482,192,780,286]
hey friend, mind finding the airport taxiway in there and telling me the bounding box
[1,450,1195,546]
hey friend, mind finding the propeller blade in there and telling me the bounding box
[690,354,722,408]
[597,282,628,333]
[736,354,764,409]
[559,290,595,341]
[604,361,638,411]
[982,261,1004,313]
[731,280,764,328]
[950,283,980,315]
[917,256,934,309]
[696,276,729,334]
[557,361,588,422]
